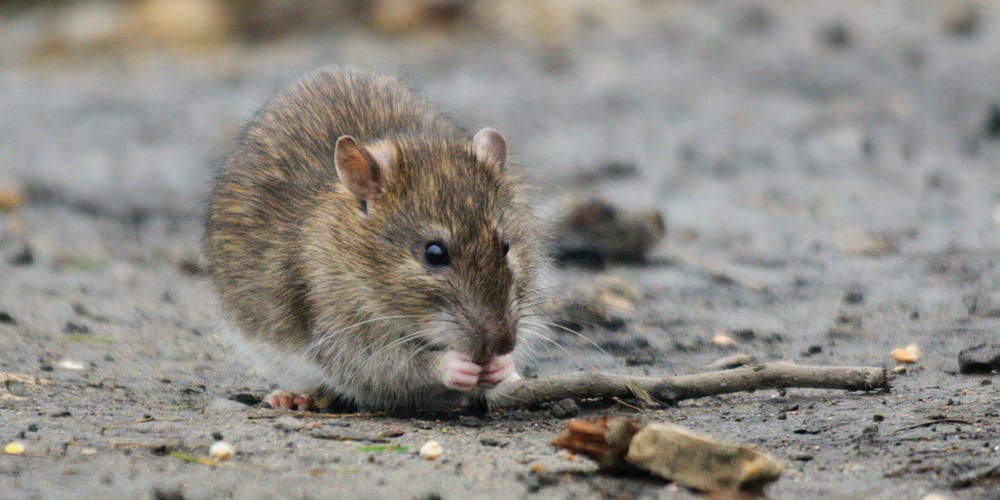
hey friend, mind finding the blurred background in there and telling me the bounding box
[1,3,999,496]
[2,0,997,245]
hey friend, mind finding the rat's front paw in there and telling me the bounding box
[265,390,314,411]
[478,354,520,388]
[440,350,482,392]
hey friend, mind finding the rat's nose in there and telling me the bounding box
[487,330,516,357]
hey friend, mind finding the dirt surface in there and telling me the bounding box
[2,1,999,498]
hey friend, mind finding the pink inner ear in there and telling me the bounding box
[474,128,508,168]
[335,136,383,201]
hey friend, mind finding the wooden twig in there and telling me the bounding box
[487,361,890,410]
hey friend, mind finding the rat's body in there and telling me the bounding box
[205,68,543,413]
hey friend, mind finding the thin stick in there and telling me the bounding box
[487,361,890,410]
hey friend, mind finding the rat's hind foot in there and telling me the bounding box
[478,354,520,388]
[265,390,314,411]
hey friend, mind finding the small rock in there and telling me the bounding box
[209,441,235,461]
[8,245,34,266]
[549,398,580,418]
[479,438,509,448]
[819,22,851,48]
[458,415,481,428]
[419,440,442,461]
[985,105,1000,140]
[551,197,666,264]
[50,410,72,418]
[64,321,90,334]
[625,350,656,366]
[803,345,823,357]
[227,392,261,406]
[941,2,980,37]
[211,431,224,441]
[843,288,864,305]
[0,312,16,325]
[958,344,1000,374]
[151,485,186,500]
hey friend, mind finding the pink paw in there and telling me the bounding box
[440,350,482,392]
[265,390,314,411]
[478,354,520,388]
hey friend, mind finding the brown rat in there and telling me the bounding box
[205,68,544,413]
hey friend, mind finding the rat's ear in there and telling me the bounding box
[335,135,386,207]
[473,128,508,169]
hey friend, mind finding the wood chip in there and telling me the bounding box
[552,416,781,494]
[0,184,25,212]
[891,344,920,363]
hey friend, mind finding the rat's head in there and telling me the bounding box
[329,128,542,362]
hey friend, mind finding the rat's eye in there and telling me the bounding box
[501,239,510,255]
[424,241,450,268]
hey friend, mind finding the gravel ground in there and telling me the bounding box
[1,1,999,498]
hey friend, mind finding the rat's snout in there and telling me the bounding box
[465,311,517,361]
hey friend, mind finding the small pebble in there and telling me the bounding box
[458,415,481,428]
[712,332,737,348]
[80,447,97,456]
[549,398,580,419]
[209,441,235,461]
[941,2,980,36]
[56,359,85,370]
[843,289,864,305]
[419,440,442,460]
[64,321,90,334]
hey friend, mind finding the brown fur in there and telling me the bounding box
[205,68,543,412]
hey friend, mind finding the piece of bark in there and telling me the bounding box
[552,416,782,494]
[488,361,889,410]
